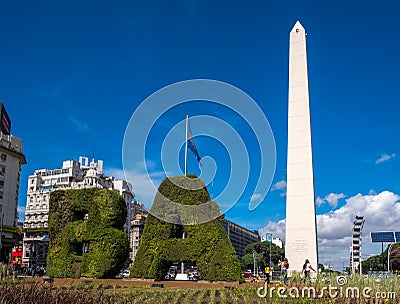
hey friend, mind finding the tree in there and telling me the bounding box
[241,254,256,271]
[390,244,400,271]
[241,241,284,271]
[361,243,400,273]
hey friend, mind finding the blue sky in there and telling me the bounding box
[2,1,400,270]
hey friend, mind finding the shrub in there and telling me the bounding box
[47,188,129,278]
[131,175,242,282]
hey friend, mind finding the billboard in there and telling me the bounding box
[0,102,11,135]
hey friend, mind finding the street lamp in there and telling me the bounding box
[266,233,272,269]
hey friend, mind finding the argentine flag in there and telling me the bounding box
[187,122,201,163]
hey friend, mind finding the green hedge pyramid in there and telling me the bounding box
[47,188,129,278]
[131,175,242,282]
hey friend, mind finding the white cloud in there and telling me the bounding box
[258,190,400,271]
[316,196,324,207]
[105,165,166,208]
[258,219,286,241]
[271,180,287,190]
[375,153,395,164]
[317,193,346,209]
[271,180,287,196]
[250,193,263,202]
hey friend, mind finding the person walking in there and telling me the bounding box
[302,259,316,282]
[264,263,271,285]
[279,258,289,285]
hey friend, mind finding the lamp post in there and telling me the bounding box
[266,233,272,269]
[269,237,272,270]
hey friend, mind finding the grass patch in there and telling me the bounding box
[1,275,399,303]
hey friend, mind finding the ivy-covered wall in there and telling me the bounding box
[131,175,243,282]
[46,188,129,278]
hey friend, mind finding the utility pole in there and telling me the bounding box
[269,239,272,269]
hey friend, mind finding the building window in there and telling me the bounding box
[0,154,6,162]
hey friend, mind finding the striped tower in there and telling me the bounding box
[285,21,318,276]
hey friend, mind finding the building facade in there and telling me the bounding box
[113,179,136,242]
[261,235,284,249]
[130,212,146,263]
[22,156,135,267]
[272,237,283,249]
[129,200,147,263]
[222,219,260,258]
[0,133,26,263]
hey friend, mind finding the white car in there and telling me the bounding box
[121,269,130,278]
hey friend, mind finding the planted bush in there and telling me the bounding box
[47,188,129,278]
[131,175,242,282]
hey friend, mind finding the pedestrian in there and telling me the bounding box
[302,259,316,282]
[264,263,271,285]
[279,258,289,285]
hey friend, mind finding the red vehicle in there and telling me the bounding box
[10,245,23,267]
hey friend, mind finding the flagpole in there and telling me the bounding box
[184,113,188,176]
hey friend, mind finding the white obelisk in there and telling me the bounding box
[285,21,318,276]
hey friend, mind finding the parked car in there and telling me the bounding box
[121,269,130,278]
[165,266,178,280]
[188,269,200,281]
[243,272,253,282]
